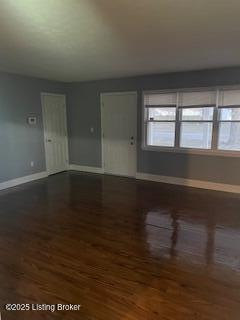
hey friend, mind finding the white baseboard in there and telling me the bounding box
[1,167,237,194]
[0,171,48,191]
[69,164,104,174]
[69,164,240,194]
[136,172,240,194]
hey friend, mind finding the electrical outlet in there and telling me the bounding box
[30,161,34,167]
[90,127,94,133]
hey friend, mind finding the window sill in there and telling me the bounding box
[142,145,240,157]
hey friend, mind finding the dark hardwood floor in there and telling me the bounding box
[0,171,240,319]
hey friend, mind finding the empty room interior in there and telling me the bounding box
[1,0,240,319]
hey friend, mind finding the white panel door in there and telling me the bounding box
[42,94,69,175]
[101,92,137,177]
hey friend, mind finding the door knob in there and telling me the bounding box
[47,139,52,142]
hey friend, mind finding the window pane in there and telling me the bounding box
[148,107,176,121]
[147,122,175,147]
[180,123,213,149]
[218,122,240,151]
[219,108,240,121]
[181,107,214,121]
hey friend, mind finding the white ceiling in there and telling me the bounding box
[1,0,240,82]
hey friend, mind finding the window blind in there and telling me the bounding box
[144,93,177,107]
[180,91,216,107]
[220,89,240,107]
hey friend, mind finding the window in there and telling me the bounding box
[143,87,240,155]
[144,93,177,147]
[179,91,215,149]
[218,90,240,151]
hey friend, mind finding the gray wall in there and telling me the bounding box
[67,67,240,185]
[0,72,66,183]
[1,67,240,186]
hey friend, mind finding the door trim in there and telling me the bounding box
[100,91,137,177]
[41,92,69,175]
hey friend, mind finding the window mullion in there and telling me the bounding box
[219,120,240,123]
[175,92,181,148]
[179,120,213,123]
[147,120,176,123]
[143,99,148,147]
[212,89,220,150]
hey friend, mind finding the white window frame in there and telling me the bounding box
[142,86,240,157]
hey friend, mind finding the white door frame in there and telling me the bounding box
[41,92,69,175]
[100,91,137,177]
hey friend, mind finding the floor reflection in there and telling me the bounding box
[145,209,240,270]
